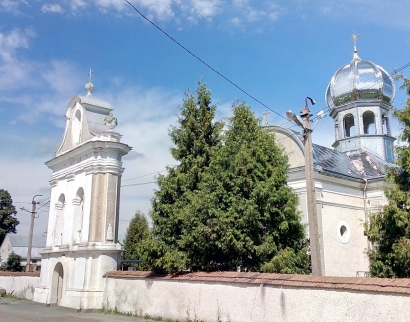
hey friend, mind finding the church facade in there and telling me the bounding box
[268,40,395,276]
[33,83,131,310]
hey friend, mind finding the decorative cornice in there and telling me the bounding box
[46,140,132,170]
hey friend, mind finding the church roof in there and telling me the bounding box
[281,127,394,181]
[313,144,394,181]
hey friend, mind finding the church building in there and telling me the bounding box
[268,37,396,276]
[33,82,131,310]
[32,35,396,311]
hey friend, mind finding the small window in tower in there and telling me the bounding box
[344,114,355,137]
[363,111,376,134]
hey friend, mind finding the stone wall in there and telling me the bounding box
[0,271,40,300]
[103,271,410,322]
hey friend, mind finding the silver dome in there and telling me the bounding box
[325,52,395,110]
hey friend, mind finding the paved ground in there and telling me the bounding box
[0,297,158,322]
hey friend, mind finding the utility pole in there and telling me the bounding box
[300,101,322,276]
[25,195,42,272]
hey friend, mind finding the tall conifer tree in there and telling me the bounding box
[149,81,223,272]
[123,210,150,270]
[182,103,308,272]
[366,76,410,277]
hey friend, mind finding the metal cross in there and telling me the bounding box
[88,68,93,83]
[351,32,360,50]
[263,110,270,125]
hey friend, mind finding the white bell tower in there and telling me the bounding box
[34,82,131,310]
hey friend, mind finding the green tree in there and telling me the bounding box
[148,89,309,273]
[5,252,22,272]
[181,102,309,272]
[0,189,19,245]
[148,81,223,272]
[123,210,150,270]
[365,75,410,278]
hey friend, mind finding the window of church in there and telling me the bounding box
[337,220,351,244]
[363,111,376,134]
[72,188,84,244]
[344,114,355,137]
[54,194,65,246]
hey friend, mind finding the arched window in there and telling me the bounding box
[72,188,84,244]
[363,111,376,134]
[344,114,355,138]
[54,194,65,246]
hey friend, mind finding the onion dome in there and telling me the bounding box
[325,40,395,111]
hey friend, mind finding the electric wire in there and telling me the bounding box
[123,168,174,182]
[121,181,157,187]
[124,0,288,123]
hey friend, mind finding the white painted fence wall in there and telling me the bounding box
[103,271,410,322]
[0,272,40,300]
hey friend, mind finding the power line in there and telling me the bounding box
[122,168,175,182]
[121,181,157,187]
[123,0,288,123]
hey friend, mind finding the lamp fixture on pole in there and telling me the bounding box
[286,98,326,276]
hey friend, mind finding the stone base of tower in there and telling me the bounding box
[33,243,122,310]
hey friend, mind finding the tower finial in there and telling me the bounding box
[350,32,361,62]
[85,68,94,96]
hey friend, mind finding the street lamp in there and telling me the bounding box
[20,194,42,272]
[286,97,326,276]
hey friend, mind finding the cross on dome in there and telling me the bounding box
[263,110,270,125]
[350,33,361,62]
[88,68,93,83]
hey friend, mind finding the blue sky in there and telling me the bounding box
[1,0,409,241]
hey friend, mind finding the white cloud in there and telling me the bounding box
[68,0,86,10]
[189,0,222,19]
[0,0,26,13]
[94,0,127,12]
[134,0,175,20]
[0,28,35,62]
[41,61,82,95]
[230,17,241,26]
[41,3,64,13]
[232,0,249,7]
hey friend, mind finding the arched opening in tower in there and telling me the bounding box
[344,114,356,137]
[363,111,376,134]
